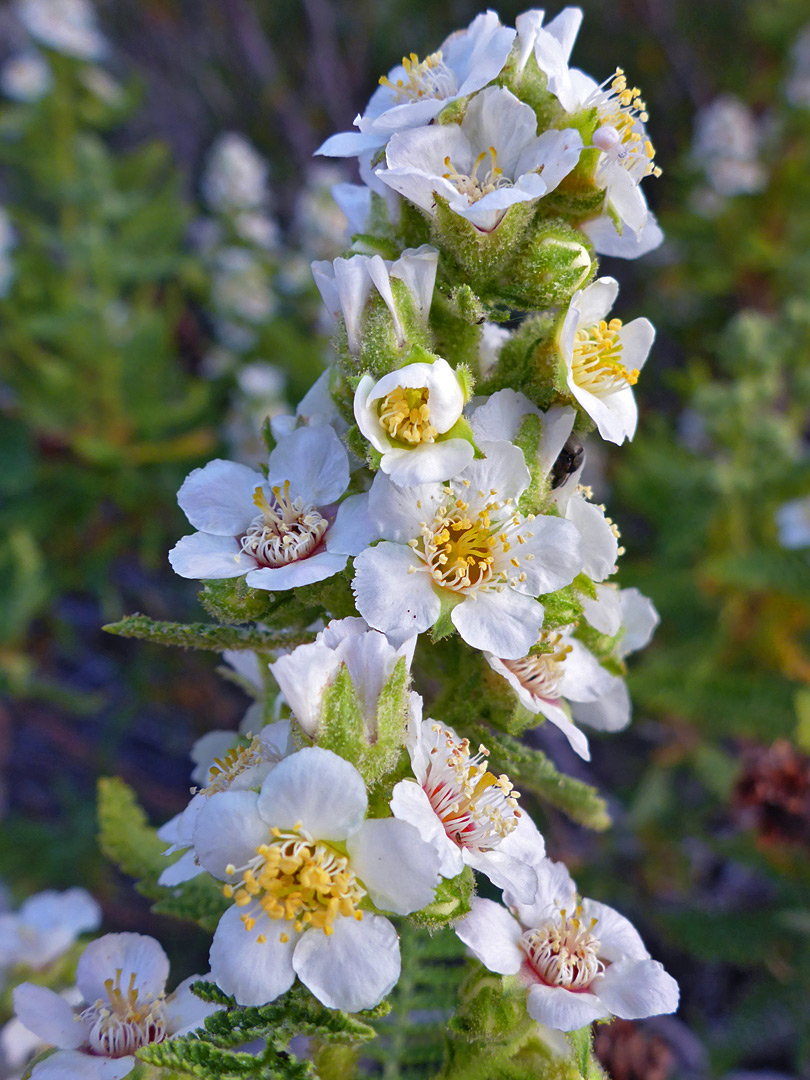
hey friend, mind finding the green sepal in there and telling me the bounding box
[437,98,468,125]
[199,577,278,625]
[442,413,480,453]
[316,657,411,785]
[432,194,538,284]
[350,276,435,381]
[515,413,546,515]
[261,414,276,455]
[431,590,462,643]
[316,664,367,764]
[498,218,594,312]
[481,311,559,407]
[410,865,474,929]
[540,585,585,629]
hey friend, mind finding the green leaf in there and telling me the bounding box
[103,614,313,652]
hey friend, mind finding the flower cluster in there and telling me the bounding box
[10,8,680,1075]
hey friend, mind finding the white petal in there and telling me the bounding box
[12,985,85,1049]
[538,406,577,477]
[256,748,367,842]
[353,544,441,640]
[326,493,379,556]
[192,790,268,881]
[618,588,660,657]
[158,849,202,887]
[246,552,348,591]
[463,848,537,904]
[20,889,100,940]
[507,858,577,929]
[209,906,298,1006]
[455,440,530,505]
[367,472,445,543]
[346,819,440,915]
[338,627,402,720]
[452,590,544,659]
[270,640,340,736]
[582,584,623,636]
[526,983,609,1030]
[166,975,223,1036]
[381,440,474,487]
[266,425,349,507]
[332,182,371,236]
[516,514,582,595]
[618,317,655,374]
[571,277,619,328]
[190,732,240,785]
[169,532,255,580]
[582,212,664,259]
[557,639,616,703]
[390,246,440,321]
[469,389,539,445]
[76,934,168,1005]
[581,899,649,962]
[293,914,400,1012]
[566,497,618,582]
[389,780,463,878]
[593,959,679,1020]
[334,257,375,356]
[31,1051,136,1080]
[177,460,264,534]
[316,131,386,158]
[462,88,539,178]
[571,679,631,732]
[455,898,523,975]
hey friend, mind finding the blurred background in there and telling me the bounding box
[1,0,810,1077]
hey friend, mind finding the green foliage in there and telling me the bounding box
[103,614,312,653]
[97,777,228,933]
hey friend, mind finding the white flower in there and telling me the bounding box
[354,357,473,485]
[317,12,515,159]
[212,248,276,325]
[12,933,221,1080]
[157,721,294,887]
[456,858,679,1031]
[469,392,619,581]
[0,889,100,972]
[16,0,108,62]
[376,86,583,233]
[0,51,52,102]
[390,711,544,900]
[194,747,441,1010]
[692,96,767,197]
[202,133,271,214]
[558,277,654,444]
[776,495,810,549]
[169,425,377,591]
[269,368,348,442]
[352,441,582,659]
[270,617,416,739]
[311,246,438,357]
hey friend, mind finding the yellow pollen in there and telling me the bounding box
[571,318,639,395]
[224,827,366,938]
[595,68,661,179]
[521,904,604,991]
[442,146,513,205]
[504,630,574,700]
[378,50,457,104]
[378,385,437,445]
